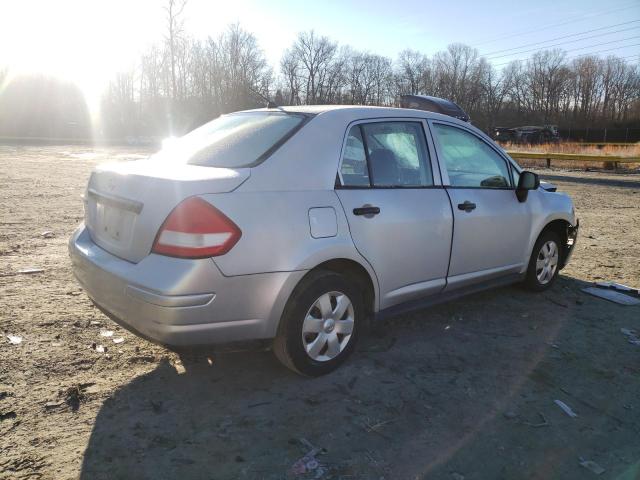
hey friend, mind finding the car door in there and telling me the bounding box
[428,120,533,290]
[335,119,453,309]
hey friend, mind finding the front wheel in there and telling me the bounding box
[273,270,363,376]
[524,231,561,291]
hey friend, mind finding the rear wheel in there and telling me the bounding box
[524,231,561,291]
[273,270,362,376]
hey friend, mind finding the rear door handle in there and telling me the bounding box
[353,206,380,216]
[457,201,476,212]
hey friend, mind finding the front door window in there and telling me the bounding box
[432,123,511,188]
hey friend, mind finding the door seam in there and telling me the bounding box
[442,187,455,288]
[332,190,382,311]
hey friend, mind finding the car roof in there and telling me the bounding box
[245,105,393,114]
[242,104,471,125]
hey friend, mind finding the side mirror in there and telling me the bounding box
[516,171,540,202]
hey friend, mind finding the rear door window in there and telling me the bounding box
[431,123,511,188]
[340,126,370,186]
[340,121,433,187]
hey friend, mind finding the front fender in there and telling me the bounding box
[524,189,577,270]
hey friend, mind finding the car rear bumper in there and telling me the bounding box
[68,225,305,347]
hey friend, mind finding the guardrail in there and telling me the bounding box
[506,151,640,169]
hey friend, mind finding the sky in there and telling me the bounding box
[0,0,638,94]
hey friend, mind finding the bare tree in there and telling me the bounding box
[346,51,392,105]
[528,50,569,122]
[432,44,483,109]
[165,0,188,101]
[570,56,604,122]
[217,24,270,111]
[395,49,429,95]
[369,55,393,105]
[601,57,639,122]
[479,59,512,129]
[280,48,302,105]
[292,31,337,104]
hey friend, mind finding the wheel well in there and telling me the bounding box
[307,259,376,317]
[539,219,570,265]
[541,219,569,244]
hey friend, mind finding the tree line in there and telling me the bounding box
[0,7,638,141]
[101,25,640,140]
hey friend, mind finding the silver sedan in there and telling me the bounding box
[69,105,578,376]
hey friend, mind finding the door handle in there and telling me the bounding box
[353,206,380,216]
[457,201,476,212]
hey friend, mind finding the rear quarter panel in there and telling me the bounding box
[204,191,379,302]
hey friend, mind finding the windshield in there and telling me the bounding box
[154,112,307,168]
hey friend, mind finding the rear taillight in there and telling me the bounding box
[152,197,241,258]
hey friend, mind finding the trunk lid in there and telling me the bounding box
[84,159,249,263]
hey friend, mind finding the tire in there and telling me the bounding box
[524,230,562,291]
[273,270,363,376]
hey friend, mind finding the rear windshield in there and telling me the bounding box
[155,112,307,168]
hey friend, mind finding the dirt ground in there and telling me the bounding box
[1,145,639,480]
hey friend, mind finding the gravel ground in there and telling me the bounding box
[1,146,639,480]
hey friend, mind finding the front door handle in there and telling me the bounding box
[457,201,476,212]
[353,206,380,216]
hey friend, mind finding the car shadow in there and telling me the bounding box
[79,276,640,479]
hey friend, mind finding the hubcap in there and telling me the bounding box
[302,291,354,362]
[536,240,559,285]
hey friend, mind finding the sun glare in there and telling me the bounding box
[0,0,161,117]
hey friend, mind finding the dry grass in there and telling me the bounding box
[499,142,640,158]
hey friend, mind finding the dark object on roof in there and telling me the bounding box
[400,95,470,122]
